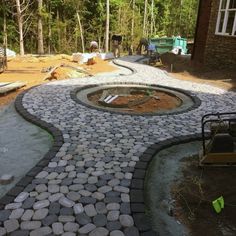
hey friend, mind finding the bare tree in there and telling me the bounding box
[131,0,135,53]
[76,10,85,53]
[15,0,33,55]
[143,0,148,37]
[105,0,110,53]
[15,0,24,55]
[37,0,44,54]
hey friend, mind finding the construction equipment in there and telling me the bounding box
[199,112,236,166]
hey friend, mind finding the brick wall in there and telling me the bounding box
[204,0,236,69]
[192,0,212,65]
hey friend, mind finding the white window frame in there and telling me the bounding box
[215,0,236,36]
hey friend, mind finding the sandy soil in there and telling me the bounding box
[159,53,236,91]
[89,89,181,113]
[0,55,116,106]
[172,155,236,236]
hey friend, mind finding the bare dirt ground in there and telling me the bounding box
[0,55,116,106]
[172,155,236,236]
[160,53,236,92]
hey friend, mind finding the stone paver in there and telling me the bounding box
[1,56,235,235]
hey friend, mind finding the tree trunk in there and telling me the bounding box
[131,0,135,53]
[48,20,51,54]
[37,0,44,54]
[3,6,7,48]
[76,11,85,53]
[150,0,154,36]
[105,0,110,53]
[15,0,24,55]
[143,0,148,37]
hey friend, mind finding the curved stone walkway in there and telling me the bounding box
[0,56,235,236]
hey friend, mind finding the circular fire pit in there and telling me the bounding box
[76,83,195,115]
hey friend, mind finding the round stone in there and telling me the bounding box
[110,230,125,236]
[60,186,69,194]
[93,214,107,227]
[89,227,109,236]
[22,198,35,209]
[106,221,122,231]
[88,176,98,184]
[48,162,57,168]
[78,223,96,234]
[49,193,64,202]
[36,192,51,201]
[20,221,41,230]
[92,192,105,201]
[121,193,130,203]
[58,215,75,222]
[46,172,58,180]
[33,200,50,210]
[114,186,129,193]
[79,190,92,197]
[69,184,84,191]
[0,210,11,221]
[42,215,58,226]
[35,184,47,193]
[84,204,97,217]
[62,233,76,236]
[98,186,112,193]
[5,203,22,210]
[52,222,64,235]
[75,213,91,225]
[119,215,134,227]
[36,171,48,179]
[33,208,48,220]
[108,179,120,187]
[14,192,29,203]
[4,219,19,233]
[0,227,6,236]
[107,211,120,221]
[59,197,75,208]
[95,202,107,214]
[60,207,73,216]
[64,222,79,232]
[106,203,120,211]
[21,210,34,221]
[30,226,52,236]
[48,184,60,193]
[9,208,24,219]
[73,203,84,214]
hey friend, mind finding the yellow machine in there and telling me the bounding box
[199,112,236,166]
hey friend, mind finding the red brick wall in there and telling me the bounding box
[192,0,212,65]
[204,0,236,69]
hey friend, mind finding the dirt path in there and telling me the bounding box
[159,53,236,91]
[0,55,116,106]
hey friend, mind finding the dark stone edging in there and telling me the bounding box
[130,134,202,235]
[71,82,201,116]
[112,59,138,75]
[0,86,64,210]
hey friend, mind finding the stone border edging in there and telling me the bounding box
[112,59,138,75]
[71,82,201,117]
[0,87,64,210]
[130,134,202,236]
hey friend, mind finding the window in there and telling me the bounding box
[216,0,236,36]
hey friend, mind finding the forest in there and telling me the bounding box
[0,0,199,55]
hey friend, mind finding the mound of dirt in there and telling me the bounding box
[0,55,117,107]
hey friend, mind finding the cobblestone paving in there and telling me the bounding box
[0,56,235,236]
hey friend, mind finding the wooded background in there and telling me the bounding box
[0,0,199,55]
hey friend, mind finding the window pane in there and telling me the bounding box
[226,11,235,34]
[218,12,225,32]
[221,0,227,9]
[229,0,236,9]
